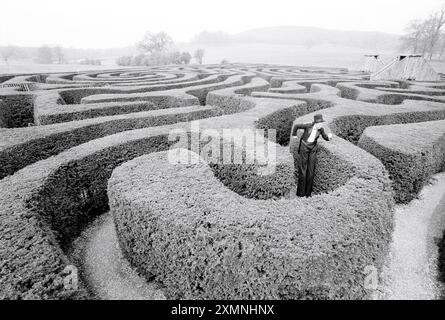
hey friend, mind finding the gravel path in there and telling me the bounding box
[376,172,445,300]
[70,213,166,300]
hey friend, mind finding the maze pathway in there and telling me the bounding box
[377,172,445,300]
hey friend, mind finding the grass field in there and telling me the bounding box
[0,60,126,74]
[1,44,445,74]
[178,43,399,70]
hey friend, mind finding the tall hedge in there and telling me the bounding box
[109,147,393,299]
[0,92,35,128]
[0,106,218,179]
[358,120,445,203]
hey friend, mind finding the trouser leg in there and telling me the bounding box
[305,146,318,197]
[296,144,310,197]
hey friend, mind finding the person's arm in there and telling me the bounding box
[319,127,333,141]
[291,123,306,137]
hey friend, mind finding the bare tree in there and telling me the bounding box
[399,20,426,53]
[193,49,205,64]
[426,6,445,59]
[400,6,445,59]
[137,31,173,54]
[438,33,445,59]
[0,46,16,64]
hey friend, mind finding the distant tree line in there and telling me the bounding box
[116,51,192,66]
[400,6,445,60]
[35,46,55,64]
[0,45,105,65]
[35,45,102,65]
[116,31,204,66]
[80,58,102,66]
[0,46,16,64]
[0,45,62,64]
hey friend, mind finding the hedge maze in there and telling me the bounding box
[0,64,445,299]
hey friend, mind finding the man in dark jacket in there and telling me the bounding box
[290,114,332,197]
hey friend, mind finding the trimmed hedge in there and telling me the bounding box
[59,88,121,104]
[110,74,225,91]
[332,110,445,145]
[269,77,360,89]
[255,100,333,146]
[203,135,294,200]
[0,105,218,180]
[38,101,160,125]
[102,81,444,300]
[72,71,181,84]
[0,75,14,84]
[268,86,306,94]
[34,88,202,124]
[0,90,311,299]
[109,90,444,298]
[251,83,341,101]
[34,84,204,124]
[83,91,200,107]
[358,120,445,203]
[439,230,445,288]
[0,75,270,180]
[34,75,233,118]
[206,77,269,114]
[376,86,445,96]
[1,65,445,301]
[184,73,255,106]
[0,125,181,299]
[109,146,393,299]
[276,80,309,91]
[77,73,250,106]
[0,92,35,128]
[336,81,445,104]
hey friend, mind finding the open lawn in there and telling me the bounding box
[0,60,128,75]
[2,45,445,74]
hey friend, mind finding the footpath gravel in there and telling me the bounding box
[376,172,445,300]
[70,212,166,300]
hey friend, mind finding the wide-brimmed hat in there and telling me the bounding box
[313,114,325,123]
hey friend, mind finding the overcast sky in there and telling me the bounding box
[0,0,443,48]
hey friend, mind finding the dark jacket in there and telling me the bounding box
[291,122,330,152]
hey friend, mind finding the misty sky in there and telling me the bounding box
[0,0,443,48]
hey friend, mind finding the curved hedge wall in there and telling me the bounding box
[358,120,445,203]
[0,91,308,299]
[0,126,179,299]
[336,81,445,104]
[0,92,35,128]
[0,105,218,180]
[109,147,393,299]
[108,85,445,299]
[0,72,262,180]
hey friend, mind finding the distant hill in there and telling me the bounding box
[194,26,400,50]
